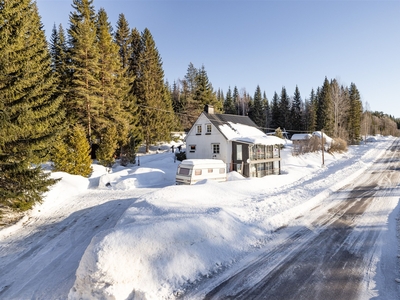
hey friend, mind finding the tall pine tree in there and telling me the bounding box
[130,28,175,152]
[223,87,236,114]
[305,88,317,132]
[50,23,70,108]
[279,86,291,130]
[96,8,132,153]
[248,85,265,128]
[0,0,63,211]
[270,91,280,130]
[348,82,363,144]
[291,85,303,131]
[68,0,101,142]
[114,13,131,69]
[193,65,220,112]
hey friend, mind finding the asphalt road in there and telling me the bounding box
[201,139,400,300]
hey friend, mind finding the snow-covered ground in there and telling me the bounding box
[0,136,399,300]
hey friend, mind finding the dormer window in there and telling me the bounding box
[196,125,202,135]
[206,124,212,135]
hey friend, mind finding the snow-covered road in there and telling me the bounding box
[188,139,400,299]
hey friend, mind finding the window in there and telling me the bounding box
[208,168,213,173]
[206,124,212,134]
[196,125,202,135]
[178,167,190,175]
[189,145,196,153]
[236,144,242,160]
[212,144,220,154]
[195,169,202,175]
[219,168,225,174]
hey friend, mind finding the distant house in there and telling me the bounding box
[291,133,312,155]
[291,131,333,155]
[185,105,285,178]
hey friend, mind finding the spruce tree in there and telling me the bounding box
[248,85,265,128]
[50,23,70,114]
[114,13,131,69]
[180,62,198,126]
[279,87,291,130]
[128,28,142,77]
[291,85,303,131]
[193,65,221,112]
[316,77,334,135]
[223,87,236,114]
[67,0,101,142]
[233,86,240,115]
[263,92,271,130]
[130,28,175,152]
[270,91,280,130]
[217,88,225,112]
[0,0,63,211]
[305,88,317,132]
[348,83,363,144]
[96,8,131,148]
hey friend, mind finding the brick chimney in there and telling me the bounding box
[204,104,214,114]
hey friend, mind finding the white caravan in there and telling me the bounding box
[176,159,227,185]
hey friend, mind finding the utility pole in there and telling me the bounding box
[321,129,325,167]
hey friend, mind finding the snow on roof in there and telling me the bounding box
[180,159,225,166]
[291,133,312,141]
[219,122,285,146]
[312,131,333,144]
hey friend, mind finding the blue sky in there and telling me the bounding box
[36,0,400,118]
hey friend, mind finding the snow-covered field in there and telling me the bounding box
[0,136,399,299]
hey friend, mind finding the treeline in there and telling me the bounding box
[170,72,400,143]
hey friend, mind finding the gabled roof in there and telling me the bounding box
[204,112,259,132]
[203,112,284,146]
[291,133,312,141]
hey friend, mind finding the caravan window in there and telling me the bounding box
[195,169,202,175]
[178,167,190,175]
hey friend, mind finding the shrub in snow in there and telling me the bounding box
[329,138,348,153]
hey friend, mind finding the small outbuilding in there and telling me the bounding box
[291,133,312,155]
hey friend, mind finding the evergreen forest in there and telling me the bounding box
[1,0,399,214]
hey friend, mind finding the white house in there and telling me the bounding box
[185,105,285,178]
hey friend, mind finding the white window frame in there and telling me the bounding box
[206,123,212,134]
[189,145,196,153]
[237,144,242,160]
[196,125,202,135]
